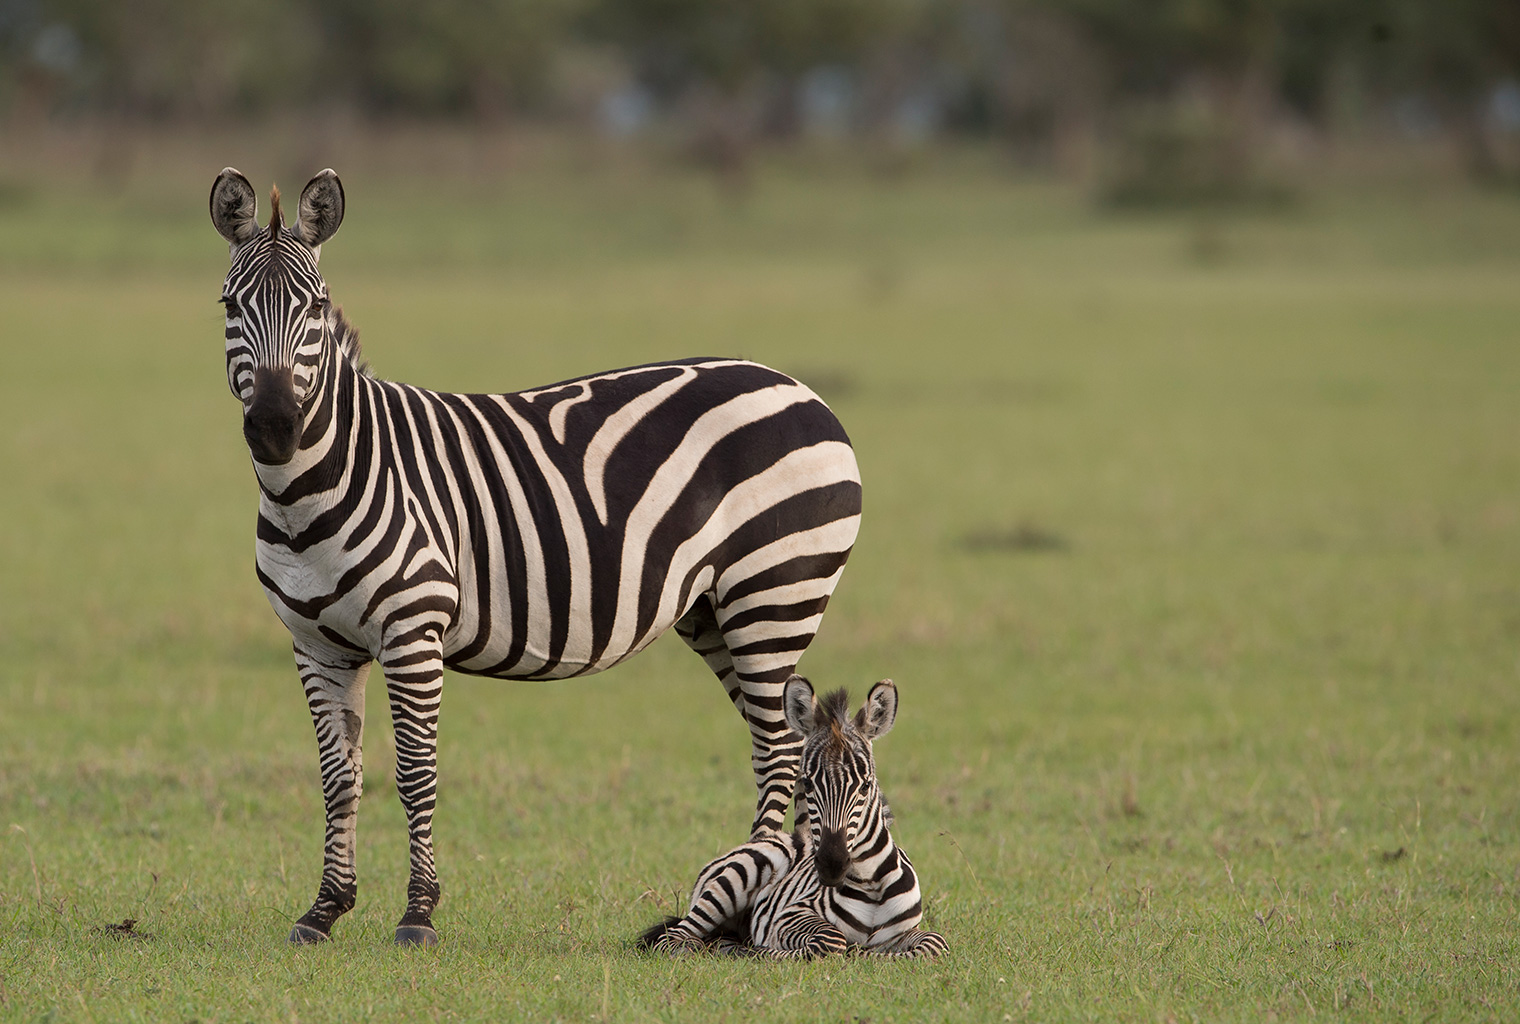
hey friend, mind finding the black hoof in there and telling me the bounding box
[289,922,329,945]
[395,924,438,948]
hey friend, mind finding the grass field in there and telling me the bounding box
[2,143,1520,1021]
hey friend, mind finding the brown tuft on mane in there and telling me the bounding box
[818,688,852,724]
[818,688,852,754]
[268,184,283,233]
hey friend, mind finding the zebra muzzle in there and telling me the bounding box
[244,365,303,465]
[815,826,851,888]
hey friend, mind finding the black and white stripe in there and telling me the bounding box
[209,169,862,947]
[640,677,947,959]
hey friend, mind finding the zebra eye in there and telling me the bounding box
[308,297,324,316]
[220,297,237,314]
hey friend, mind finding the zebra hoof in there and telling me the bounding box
[289,923,329,945]
[395,924,439,948]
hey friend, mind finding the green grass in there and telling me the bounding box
[3,148,1520,1021]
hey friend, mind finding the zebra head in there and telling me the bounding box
[783,675,898,889]
[209,167,345,466]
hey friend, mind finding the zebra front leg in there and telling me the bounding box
[291,650,371,944]
[865,927,949,958]
[382,639,446,947]
[758,906,849,960]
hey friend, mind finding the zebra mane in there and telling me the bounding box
[818,688,852,726]
[818,688,853,754]
[268,184,283,233]
[328,304,371,377]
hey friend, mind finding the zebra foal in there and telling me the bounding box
[640,676,947,959]
[208,168,862,947]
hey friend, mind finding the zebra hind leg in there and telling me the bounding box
[639,917,755,957]
[637,917,718,956]
[700,526,856,836]
[733,662,805,836]
[638,832,792,956]
[636,916,699,953]
[674,593,745,719]
[290,650,371,944]
[675,595,787,835]
[679,584,828,837]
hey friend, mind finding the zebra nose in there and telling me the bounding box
[244,365,302,465]
[815,826,850,887]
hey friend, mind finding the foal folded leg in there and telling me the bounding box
[642,833,799,954]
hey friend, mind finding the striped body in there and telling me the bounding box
[641,679,946,959]
[210,169,861,945]
[253,353,858,681]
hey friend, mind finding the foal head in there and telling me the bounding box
[783,675,898,888]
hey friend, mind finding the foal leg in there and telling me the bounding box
[757,906,849,960]
[866,927,950,958]
[643,833,798,954]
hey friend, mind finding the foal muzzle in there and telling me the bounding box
[815,826,851,888]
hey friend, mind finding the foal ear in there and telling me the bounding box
[783,675,819,736]
[854,679,898,740]
[294,168,344,252]
[210,167,258,248]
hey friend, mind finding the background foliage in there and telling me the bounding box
[4,0,1520,184]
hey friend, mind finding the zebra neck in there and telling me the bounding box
[840,832,905,898]
[251,342,356,509]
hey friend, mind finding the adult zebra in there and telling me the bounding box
[208,168,862,947]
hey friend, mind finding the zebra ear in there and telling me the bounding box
[855,679,897,740]
[294,168,345,252]
[210,167,259,249]
[783,675,818,736]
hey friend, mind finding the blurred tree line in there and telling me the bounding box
[3,0,1519,192]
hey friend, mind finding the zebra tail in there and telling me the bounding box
[636,916,683,949]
